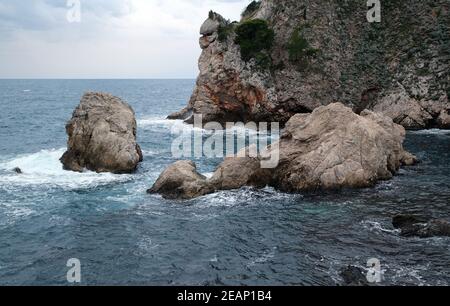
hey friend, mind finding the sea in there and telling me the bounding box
[0,79,448,285]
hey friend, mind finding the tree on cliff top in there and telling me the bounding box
[234,19,275,67]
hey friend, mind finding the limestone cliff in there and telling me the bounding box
[170,0,449,129]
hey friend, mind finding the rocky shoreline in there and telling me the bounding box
[150,103,417,200]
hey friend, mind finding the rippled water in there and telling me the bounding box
[0,80,449,286]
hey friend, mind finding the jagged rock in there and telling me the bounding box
[12,167,22,174]
[170,1,449,129]
[60,92,143,174]
[340,266,369,286]
[152,103,417,199]
[393,215,450,238]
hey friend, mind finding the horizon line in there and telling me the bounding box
[0,78,196,80]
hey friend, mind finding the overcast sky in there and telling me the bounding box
[0,0,250,78]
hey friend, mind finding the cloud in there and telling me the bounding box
[0,0,251,78]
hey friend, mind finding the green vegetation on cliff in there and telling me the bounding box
[234,19,275,69]
[218,22,235,42]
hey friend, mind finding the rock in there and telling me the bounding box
[147,161,214,200]
[209,152,272,190]
[60,92,143,174]
[340,266,369,286]
[148,154,271,200]
[272,103,417,192]
[400,151,419,166]
[152,103,417,199]
[171,1,449,129]
[200,12,226,36]
[437,109,450,129]
[392,214,430,229]
[393,215,450,238]
[12,167,22,174]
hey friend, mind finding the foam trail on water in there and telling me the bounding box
[409,129,450,135]
[137,116,275,137]
[0,148,133,189]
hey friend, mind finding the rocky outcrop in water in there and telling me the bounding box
[272,103,417,191]
[340,266,369,286]
[60,92,143,174]
[393,215,450,238]
[12,167,22,174]
[147,161,213,200]
[170,0,449,129]
[148,152,271,200]
[151,103,417,200]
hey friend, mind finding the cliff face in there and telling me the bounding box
[170,0,450,129]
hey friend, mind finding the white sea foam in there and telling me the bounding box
[137,117,197,134]
[247,247,277,267]
[409,129,450,135]
[137,116,274,137]
[197,187,292,208]
[0,148,133,189]
[360,220,400,234]
[202,172,214,179]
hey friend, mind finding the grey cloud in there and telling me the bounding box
[0,0,132,32]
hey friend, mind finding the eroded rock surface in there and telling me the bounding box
[272,103,417,192]
[61,92,143,174]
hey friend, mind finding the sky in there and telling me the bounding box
[0,0,250,79]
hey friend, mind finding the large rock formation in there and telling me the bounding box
[272,103,417,191]
[151,103,417,200]
[170,0,449,129]
[60,92,143,174]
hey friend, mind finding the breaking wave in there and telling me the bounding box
[0,148,133,189]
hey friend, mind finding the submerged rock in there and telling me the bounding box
[393,215,450,238]
[12,167,22,174]
[340,266,369,286]
[151,103,417,200]
[60,92,143,174]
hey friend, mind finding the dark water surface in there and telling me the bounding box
[0,80,448,285]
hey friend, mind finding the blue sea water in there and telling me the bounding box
[0,79,449,285]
